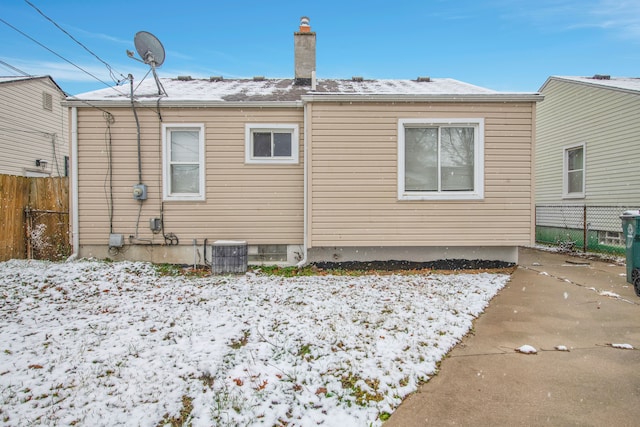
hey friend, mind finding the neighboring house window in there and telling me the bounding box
[162,124,205,201]
[245,124,299,164]
[563,144,585,198]
[42,92,53,111]
[398,118,484,200]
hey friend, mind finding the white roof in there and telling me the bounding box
[542,76,640,94]
[67,77,539,104]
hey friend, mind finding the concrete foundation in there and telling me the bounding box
[78,244,518,266]
[307,246,518,264]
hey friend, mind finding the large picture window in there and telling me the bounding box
[245,124,299,164]
[398,119,484,200]
[563,143,585,198]
[162,124,205,201]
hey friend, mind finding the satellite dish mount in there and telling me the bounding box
[127,31,167,96]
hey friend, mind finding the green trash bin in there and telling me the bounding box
[620,210,640,297]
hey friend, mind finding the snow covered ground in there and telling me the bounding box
[0,259,509,426]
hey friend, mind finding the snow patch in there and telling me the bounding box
[515,345,537,354]
[0,259,509,426]
[599,290,620,298]
[610,343,634,350]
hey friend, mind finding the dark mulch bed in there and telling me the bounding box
[311,259,515,272]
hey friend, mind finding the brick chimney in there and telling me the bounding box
[294,16,316,86]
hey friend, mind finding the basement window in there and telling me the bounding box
[598,230,623,247]
[248,244,288,262]
[162,124,205,201]
[245,124,299,164]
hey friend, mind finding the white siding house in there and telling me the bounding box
[0,76,69,177]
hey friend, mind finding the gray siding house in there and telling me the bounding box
[0,76,69,177]
[536,75,640,251]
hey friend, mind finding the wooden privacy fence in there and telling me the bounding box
[0,175,70,261]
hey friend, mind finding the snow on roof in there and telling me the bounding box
[68,76,518,103]
[546,76,640,93]
[0,75,44,84]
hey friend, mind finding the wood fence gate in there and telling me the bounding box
[0,175,70,261]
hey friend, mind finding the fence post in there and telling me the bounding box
[583,205,587,253]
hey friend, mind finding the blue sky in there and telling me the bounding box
[2,0,640,95]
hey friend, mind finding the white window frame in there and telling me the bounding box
[562,143,585,199]
[245,124,299,164]
[162,123,205,201]
[398,118,484,200]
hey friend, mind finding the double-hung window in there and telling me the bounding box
[563,143,585,198]
[162,124,205,201]
[398,118,484,200]
[245,124,299,164]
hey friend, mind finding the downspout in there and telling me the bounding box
[70,106,79,258]
[296,100,309,267]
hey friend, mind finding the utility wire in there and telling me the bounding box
[24,0,127,85]
[0,59,31,76]
[0,17,115,92]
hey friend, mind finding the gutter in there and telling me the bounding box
[301,93,544,103]
[296,101,309,267]
[62,99,305,109]
[70,107,79,257]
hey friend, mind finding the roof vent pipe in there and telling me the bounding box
[299,16,311,32]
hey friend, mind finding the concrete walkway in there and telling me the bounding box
[386,247,640,426]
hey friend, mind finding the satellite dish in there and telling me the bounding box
[128,31,167,96]
[134,31,165,67]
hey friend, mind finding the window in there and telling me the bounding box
[248,244,288,262]
[245,124,299,164]
[563,144,585,198]
[42,92,53,111]
[598,230,623,247]
[162,124,205,201]
[398,118,484,200]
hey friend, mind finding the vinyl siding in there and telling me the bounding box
[76,107,304,245]
[0,78,68,176]
[536,78,640,205]
[307,102,536,247]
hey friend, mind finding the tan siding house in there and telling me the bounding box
[0,76,68,177]
[536,76,640,247]
[304,99,537,263]
[65,20,541,266]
